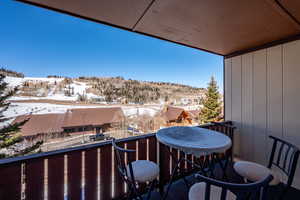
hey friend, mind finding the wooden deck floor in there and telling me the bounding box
[146,162,300,200]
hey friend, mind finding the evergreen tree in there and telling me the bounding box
[200,76,222,124]
[0,75,42,159]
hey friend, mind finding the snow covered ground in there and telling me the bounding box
[2,102,162,125]
[123,106,162,117]
[180,105,202,110]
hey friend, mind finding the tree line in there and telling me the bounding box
[0,67,24,78]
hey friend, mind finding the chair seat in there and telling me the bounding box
[126,160,159,183]
[189,182,236,200]
[233,161,280,185]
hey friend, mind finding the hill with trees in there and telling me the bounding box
[6,73,205,105]
[0,67,24,78]
[76,76,204,104]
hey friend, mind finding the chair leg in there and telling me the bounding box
[279,186,289,200]
[146,180,157,200]
[127,186,135,200]
[161,156,185,200]
[214,153,229,180]
[260,186,269,200]
[127,182,143,200]
[182,175,190,189]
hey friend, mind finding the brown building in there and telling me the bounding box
[13,107,125,138]
[13,113,65,139]
[62,107,125,134]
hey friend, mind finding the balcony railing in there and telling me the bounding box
[0,121,234,200]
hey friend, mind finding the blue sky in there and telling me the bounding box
[0,0,223,90]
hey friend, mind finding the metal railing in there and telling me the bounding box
[0,121,234,200]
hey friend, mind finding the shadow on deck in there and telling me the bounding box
[146,162,300,200]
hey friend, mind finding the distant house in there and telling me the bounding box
[62,107,125,134]
[160,106,201,126]
[161,106,192,125]
[13,113,65,139]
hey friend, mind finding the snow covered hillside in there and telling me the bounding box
[4,76,104,102]
[4,76,64,88]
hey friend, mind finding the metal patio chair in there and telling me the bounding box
[112,138,159,200]
[234,135,300,199]
[189,172,273,200]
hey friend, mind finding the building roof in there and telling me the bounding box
[162,106,185,122]
[20,0,300,56]
[12,107,125,136]
[13,113,65,137]
[62,107,125,128]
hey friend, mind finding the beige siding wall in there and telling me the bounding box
[224,39,300,188]
[241,53,253,161]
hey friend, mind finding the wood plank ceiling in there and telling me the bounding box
[18,0,300,56]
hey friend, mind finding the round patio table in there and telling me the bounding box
[156,126,232,199]
[156,126,232,157]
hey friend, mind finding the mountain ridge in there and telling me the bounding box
[5,75,205,105]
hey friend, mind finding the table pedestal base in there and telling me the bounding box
[161,150,230,200]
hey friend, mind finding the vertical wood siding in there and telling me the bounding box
[225,58,232,121]
[283,40,300,187]
[231,56,242,156]
[253,49,268,165]
[225,39,300,188]
[267,45,283,159]
[241,53,253,161]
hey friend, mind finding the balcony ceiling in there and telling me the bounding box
[19,0,300,56]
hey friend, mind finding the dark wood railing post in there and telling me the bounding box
[25,158,44,200]
[100,145,112,200]
[148,136,157,163]
[67,151,82,200]
[0,163,22,200]
[85,148,98,200]
[48,155,65,200]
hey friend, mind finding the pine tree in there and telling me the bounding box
[0,75,42,159]
[200,76,222,124]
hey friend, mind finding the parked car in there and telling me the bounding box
[89,134,105,141]
[90,133,112,141]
